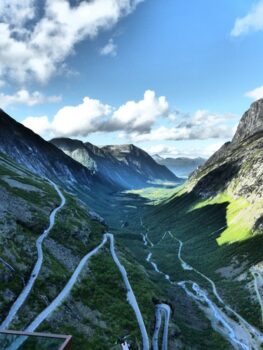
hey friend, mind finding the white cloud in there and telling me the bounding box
[0,89,61,108]
[23,96,112,137]
[22,91,237,144]
[145,142,225,159]
[0,80,5,88]
[146,144,181,157]
[52,97,112,136]
[23,116,50,135]
[231,0,263,36]
[126,110,236,142]
[22,90,168,137]
[0,0,143,83]
[100,38,117,56]
[245,85,263,100]
[107,90,170,133]
[0,0,36,27]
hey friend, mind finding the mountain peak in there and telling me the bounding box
[233,98,263,143]
[50,137,85,150]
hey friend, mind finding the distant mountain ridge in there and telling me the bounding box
[51,138,179,188]
[153,155,206,177]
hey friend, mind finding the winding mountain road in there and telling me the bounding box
[251,266,263,325]
[152,304,171,350]
[146,252,171,282]
[140,219,263,349]
[4,232,150,350]
[179,281,249,350]
[141,223,172,348]
[168,231,263,349]
[0,180,66,331]
[106,233,150,350]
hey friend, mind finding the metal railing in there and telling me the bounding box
[0,330,72,350]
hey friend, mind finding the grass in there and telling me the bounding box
[127,185,182,205]
[34,242,159,349]
[102,184,263,347]
[2,150,263,348]
[191,193,263,245]
[0,155,160,349]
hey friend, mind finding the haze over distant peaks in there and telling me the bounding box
[153,155,206,177]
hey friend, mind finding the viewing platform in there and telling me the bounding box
[0,330,72,350]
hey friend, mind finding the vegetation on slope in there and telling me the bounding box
[0,153,160,349]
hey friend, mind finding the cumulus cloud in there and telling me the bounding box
[23,90,170,137]
[245,85,263,101]
[99,38,117,56]
[22,96,112,137]
[23,115,51,135]
[51,97,112,136]
[22,91,236,144]
[0,0,143,83]
[106,90,170,133]
[231,0,263,36]
[0,89,61,108]
[125,110,236,142]
[0,0,36,27]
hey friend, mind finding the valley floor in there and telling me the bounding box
[102,187,263,349]
[1,157,263,350]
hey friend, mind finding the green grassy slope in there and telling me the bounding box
[102,183,263,349]
[0,153,159,349]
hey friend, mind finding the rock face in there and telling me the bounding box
[0,109,118,195]
[233,99,263,144]
[189,100,263,201]
[51,138,179,188]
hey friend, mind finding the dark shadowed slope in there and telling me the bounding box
[51,138,180,189]
[102,144,179,184]
[0,109,119,196]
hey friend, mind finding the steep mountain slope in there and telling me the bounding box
[51,138,179,188]
[189,99,263,204]
[2,99,263,349]
[112,100,263,349]
[0,109,119,196]
[102,144,179,184]
[0,152,159,349]
[153,155,206,177]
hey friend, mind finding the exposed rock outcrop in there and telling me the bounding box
[233,99,263,143]
[189,100,263,201]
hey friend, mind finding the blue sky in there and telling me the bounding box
[1,0,263,158]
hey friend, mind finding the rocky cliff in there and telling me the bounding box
[189,99,263,201]
[233,98,263,143]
